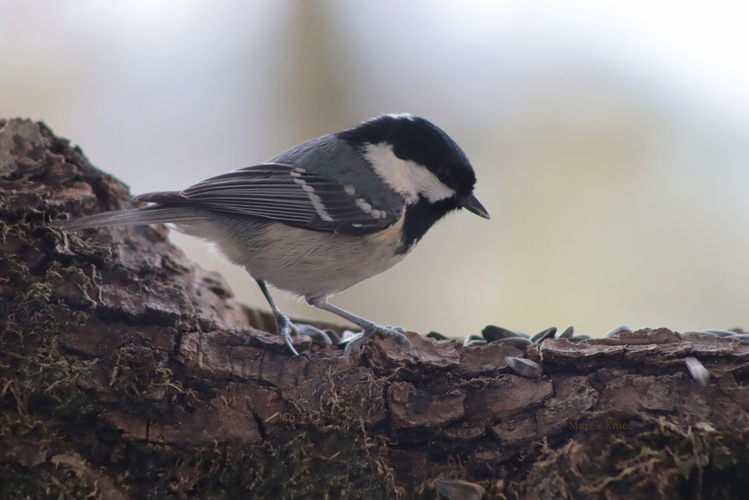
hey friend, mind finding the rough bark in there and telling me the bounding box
[1,118,748,500]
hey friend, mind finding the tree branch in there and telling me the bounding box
[1,118,748,499]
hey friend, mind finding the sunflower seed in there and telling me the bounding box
[568,335,592,342]
[463,334,486,346]
[557,326,574,339]
[604,325,632,338]
[492,337,533,349]
[685,357,709,386]
[482,325,529,341]
[506,356,543,378]
[434,478,485,500]
[427,331,449,341]
[531,327,557,343]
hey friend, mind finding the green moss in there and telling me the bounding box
[116,420,394,500]
[516,422,749,500]
[708,443,737,470]
[0,463,95,500]
[2,329,394,498]
[1,210,396,499]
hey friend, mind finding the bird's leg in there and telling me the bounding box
[306,296,410,363]
[256,279,299,356]
[255,281,332,354]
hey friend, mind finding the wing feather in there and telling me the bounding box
[134,163,398,235]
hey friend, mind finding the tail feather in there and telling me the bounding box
[51,206,209,230]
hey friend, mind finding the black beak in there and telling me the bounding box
[459,193,490,219]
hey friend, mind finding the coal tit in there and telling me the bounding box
[55,114,490,358]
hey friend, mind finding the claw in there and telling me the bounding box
[342,331,366,365]
[395,333,410,345]
[340,326,410,365]
[276,316,299,356]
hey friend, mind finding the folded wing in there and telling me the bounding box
[135,163,398,235]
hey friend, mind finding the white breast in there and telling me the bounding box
[179,216,409,300]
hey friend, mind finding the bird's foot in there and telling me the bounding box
[295,324,334,346]
[341,325,410,365]
[276,317,334,355]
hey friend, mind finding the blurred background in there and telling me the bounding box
[2,0,748,338]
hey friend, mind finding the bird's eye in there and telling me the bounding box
[436,169,451,182]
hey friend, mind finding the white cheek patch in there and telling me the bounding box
[363,142,455,204]
[405,160,456,203]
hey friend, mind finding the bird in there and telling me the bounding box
[53,113,490,359]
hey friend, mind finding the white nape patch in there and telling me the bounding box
[363,142,455,204]
[386,113,415,121]
[363,113,414,124]
[291,173,333,221]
